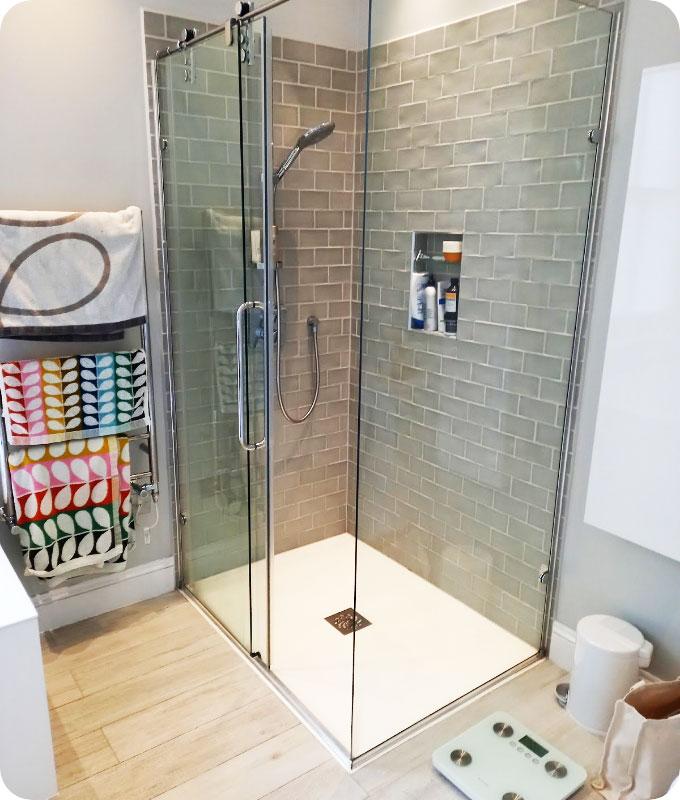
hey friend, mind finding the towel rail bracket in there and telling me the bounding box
[0,505,16,527]
[131,480,158,500]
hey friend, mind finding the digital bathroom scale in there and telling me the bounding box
[432,712,587,800]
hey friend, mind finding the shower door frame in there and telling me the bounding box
[538,2,624,657]
[154,17,274,664]
[154,0,624,771]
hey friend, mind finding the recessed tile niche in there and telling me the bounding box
[408,231,462,337]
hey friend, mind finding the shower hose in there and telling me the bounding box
[274,261,320,424]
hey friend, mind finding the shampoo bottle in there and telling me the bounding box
[424,274,437,332]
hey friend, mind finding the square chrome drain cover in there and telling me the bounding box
[325,608,371,635]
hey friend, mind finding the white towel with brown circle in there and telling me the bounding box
[0,206,145,338]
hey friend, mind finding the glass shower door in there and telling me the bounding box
[157,24,268,659]
[351,0,614,758]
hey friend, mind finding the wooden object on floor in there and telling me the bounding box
[43,591,604,799]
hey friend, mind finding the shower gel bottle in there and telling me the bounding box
[424,274,437,332]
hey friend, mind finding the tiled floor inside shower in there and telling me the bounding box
[193,533,536,756]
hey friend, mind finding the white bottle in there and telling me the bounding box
[424,274,437,332]
[410,272,427,330]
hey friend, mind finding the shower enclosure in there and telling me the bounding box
[154,0,618,766]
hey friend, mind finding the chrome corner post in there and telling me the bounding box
[539,4,623,656]
[152,54,184,590]
[261,12,275,670]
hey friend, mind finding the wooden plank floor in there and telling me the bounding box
[42,591,604,799]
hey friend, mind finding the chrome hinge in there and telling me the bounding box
[180,513,188,526]
[160,137,169,153]
[539,565,551,585]
[239,21,252,64]
[587,128,602,145]
[178,28,196,82]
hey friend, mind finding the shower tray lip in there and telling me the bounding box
[179,583,543,772]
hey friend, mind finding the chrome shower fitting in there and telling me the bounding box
[274,121,335,186]
[273,121,335,425]
[274,264,321,425]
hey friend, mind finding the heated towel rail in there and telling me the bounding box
[0,225,159,529]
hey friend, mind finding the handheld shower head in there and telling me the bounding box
[296,121,335,150]
[274,121,336,186]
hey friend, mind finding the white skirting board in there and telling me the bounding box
[32,556,176,632]
[549,621,578,672]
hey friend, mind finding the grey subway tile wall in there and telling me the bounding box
[271,37,358,553]
[355,0,610,645]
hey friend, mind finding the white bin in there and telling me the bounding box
[567,615,653,736]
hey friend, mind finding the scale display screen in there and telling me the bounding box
[519,734,548,758]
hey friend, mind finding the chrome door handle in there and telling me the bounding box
[236,300,266,453]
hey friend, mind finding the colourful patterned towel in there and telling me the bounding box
[8,436,133,583]
[0,350,148,446]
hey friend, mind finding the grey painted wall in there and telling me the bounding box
[0,0,226,594]
[554,0,680,679]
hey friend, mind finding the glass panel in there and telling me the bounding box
[351,0,612,757]
[158,30,259,652]
[264,0,368,754]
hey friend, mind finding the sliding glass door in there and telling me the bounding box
[157,20,269,660]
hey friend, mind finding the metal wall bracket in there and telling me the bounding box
[131,481,158,500]
[0,506,16,527]
[588,128,602,145]
[178,26,197,46]
[234,1,255,18]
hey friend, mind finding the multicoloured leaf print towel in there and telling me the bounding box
[0,350,148,446]
[8,436,133,583]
